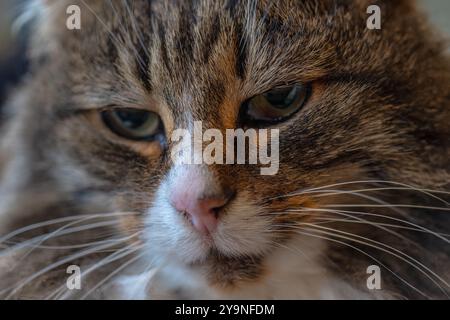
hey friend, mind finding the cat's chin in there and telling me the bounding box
[171,242,238,266]
[162,236,264,269]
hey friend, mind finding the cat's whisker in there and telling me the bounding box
[268,188,413,235]
[277,180,450,201]
[106,0,129,35]
[121,0,152,62]
[325,203,450,212]
[283,228,429,299]
[0,212,138,244]
[270,239,314,263]
[282,224,450,297]
[47,243,137,300]
[79,0,126,54]
[266,206,419,246]
[311,217,450,237]
[310,224,447,285]
[140,267,160,299]
[267,212,441,236]
[82,226,144,243]
[288,206,414,245]
[288,187,450,213]
[308,187,449,207]
[293,189,414,218]
[283,207,449,243]
[15,213,140,263]
[80,251,147,300]
[51,241,143,300]
[79,0,147,74]
[125,258,160,301]
[1,232,141,299]
[1,220,120,258]
[6,238,128,251]
[105,0,145,72]
[49,246,136,300]
[269,187,449,239]
[268,220,449,296]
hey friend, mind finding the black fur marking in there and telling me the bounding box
[201,14,221,64]
[176,2,197,64]
[234,22,248,79]
[157,21,171,74]
[136,45,152,92]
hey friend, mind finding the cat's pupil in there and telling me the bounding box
[116,110,150,129]
[264,86,298,109]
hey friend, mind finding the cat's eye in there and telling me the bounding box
[243,83,312,124]
[101,109,163,141]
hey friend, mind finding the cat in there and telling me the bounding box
[0,0,449,300]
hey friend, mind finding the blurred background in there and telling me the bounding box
[0,0,28,108]
[0,0,449,109]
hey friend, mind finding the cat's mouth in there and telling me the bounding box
[163,224,266,267]
[172,222,275,270]
[188,248,269,289]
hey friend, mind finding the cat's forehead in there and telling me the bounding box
[51,0,339,112]
[38,0,407,120]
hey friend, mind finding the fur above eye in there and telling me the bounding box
[243,83,312,124]
[101,109,162,141]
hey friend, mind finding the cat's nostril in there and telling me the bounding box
[171,192,234,235]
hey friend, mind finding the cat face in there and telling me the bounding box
[1,0,449,298]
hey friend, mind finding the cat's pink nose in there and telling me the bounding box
[171,193,232,234]
[168,165,234,234]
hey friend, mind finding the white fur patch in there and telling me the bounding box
[143,165,274,265]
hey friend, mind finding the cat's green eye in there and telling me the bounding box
[243,83,312,124]
[101,109,162,141]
